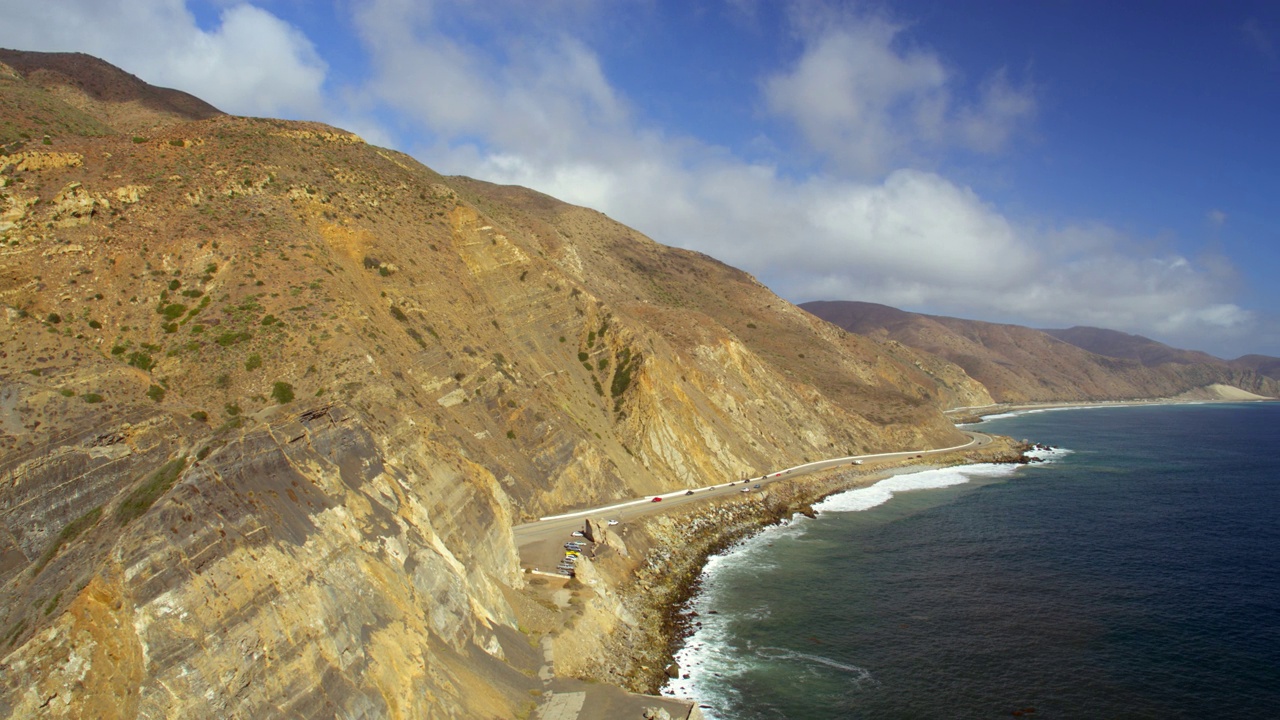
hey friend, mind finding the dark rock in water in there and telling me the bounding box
[664,662,680,678]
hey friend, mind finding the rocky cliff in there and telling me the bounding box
[0,51,993,718]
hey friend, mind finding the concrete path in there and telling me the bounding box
[535,691,586,720]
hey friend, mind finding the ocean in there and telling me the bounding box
[663,403,1280,719]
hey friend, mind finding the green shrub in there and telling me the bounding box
[389,306,407,322]
[146,385,165,402]
[111,345,126,355]
[82,393,104,403]
[169,139,184,147]
[32,506,102,575]
[191,411,208,422]
[88,319,102,329]
[159,303,187,320]
[131,136,147,144]
[270,381,294,404]
[168,280,180,291]
[116,458,187,526]
[126,351,155,371]
[244,353,262,371]
[610,348,638,399]
[46,313,61,324]
[506,429,516,439]
[260,314,277,326]
[214,331,251,347]
[577,351,589,362]
[225,403,241,416]
[59,388,75,397]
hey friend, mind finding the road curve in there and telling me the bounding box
[515,430,992,571]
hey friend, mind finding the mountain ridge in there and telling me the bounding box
[802,300,1279,402]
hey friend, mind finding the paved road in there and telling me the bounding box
[515,430,991,572]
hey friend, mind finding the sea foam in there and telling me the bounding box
[814,463,1018,513]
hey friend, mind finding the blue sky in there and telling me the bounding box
[3,0,1277,358]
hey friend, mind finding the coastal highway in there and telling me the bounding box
[515,430,992,572]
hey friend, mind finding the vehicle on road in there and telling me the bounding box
[651,497,662,502]
[740,488,751,493]
[607,520,619,526]
[753,484,761,489]
[685,490,695,496]
[852,460,863,465]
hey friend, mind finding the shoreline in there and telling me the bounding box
[574,434,1030,696]
[946,393,1278,424]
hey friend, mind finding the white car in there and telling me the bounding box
[607,520,619,526]
[571,531,584,537]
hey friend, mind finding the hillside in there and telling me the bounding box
[1042,326,1222,366]
[802,301,1279,404]
[0,51,994,718]
[1045,326,1280,381]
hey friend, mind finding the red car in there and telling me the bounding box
[651,497,662,502]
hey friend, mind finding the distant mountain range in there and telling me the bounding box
[802,301,1280,404]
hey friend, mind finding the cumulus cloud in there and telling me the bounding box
[0,0,328,118]
[0,0,1259,355]
[345,0,1257,355]
[761,10,1035,174]
[1241,18,1277,65]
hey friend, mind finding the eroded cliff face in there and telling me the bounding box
[2,407,532,718]
[0,52,992,717]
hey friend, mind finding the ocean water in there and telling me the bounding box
[663,403,1280,719]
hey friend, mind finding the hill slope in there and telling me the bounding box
[803,301,1279,404]
[0,52,992,717]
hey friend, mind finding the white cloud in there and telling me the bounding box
[1242,18,1277,65]
[761,10,1035,174]
[345,1,1258,355]
[0,0,1261,356]
[0,0,327,118]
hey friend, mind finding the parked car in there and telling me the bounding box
[571,531,585,537]
[753,484,761,489]
[607,520,619,526]
[740,488,751,493]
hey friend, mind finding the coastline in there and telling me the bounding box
[566,434,1030,696]
[946,387,1278,425]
